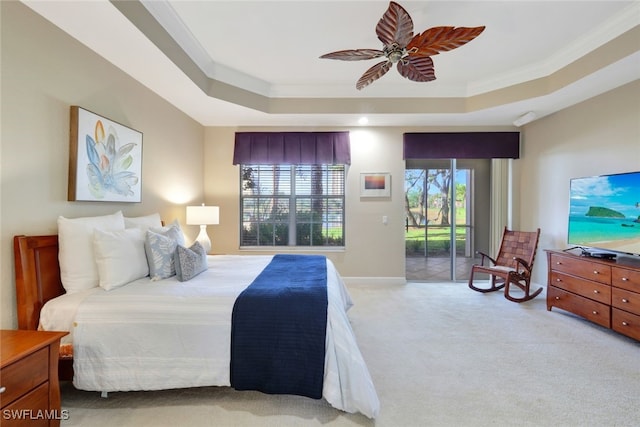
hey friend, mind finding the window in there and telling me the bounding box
[240,164,345,247]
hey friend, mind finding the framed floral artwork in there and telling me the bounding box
[68,106,143,202]
[360,173,391,198]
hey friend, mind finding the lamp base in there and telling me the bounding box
[195,225,211,254]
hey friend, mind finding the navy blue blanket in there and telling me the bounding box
[230,254,328,399]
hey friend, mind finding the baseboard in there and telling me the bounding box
[342,277,407,286]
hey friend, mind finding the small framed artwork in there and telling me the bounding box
[360,173,391,198]
[68,106,143,202]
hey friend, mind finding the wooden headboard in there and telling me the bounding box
[14,235,64,330]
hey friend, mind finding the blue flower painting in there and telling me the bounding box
[85,120,139,198]
[69,106,143,202]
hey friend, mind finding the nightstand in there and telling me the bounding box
[1,330,68,427]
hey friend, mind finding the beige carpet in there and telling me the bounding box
[60,282,640,427]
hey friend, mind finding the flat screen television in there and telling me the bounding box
[568,171,640,258]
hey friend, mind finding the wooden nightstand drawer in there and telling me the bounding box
[1,382,49,427]
[612,308,640,341]
[547,286,611,328]
[612,267,640,291]
[0,347,48,408]
[550,271,611,304]
[550,253,611,284]
[612,287,640,316]
[1,330,67,427]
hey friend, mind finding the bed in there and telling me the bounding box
[13,231,380,419]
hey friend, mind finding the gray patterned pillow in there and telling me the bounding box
[144,225,183,280]
[149,220,185,246]
[174,241,208,282]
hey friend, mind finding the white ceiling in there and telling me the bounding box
[22,0,640,127]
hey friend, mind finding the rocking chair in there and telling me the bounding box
[468,227,542,303]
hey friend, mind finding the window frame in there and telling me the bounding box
[239,164,346,249]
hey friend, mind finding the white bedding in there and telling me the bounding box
[39,255,379,418]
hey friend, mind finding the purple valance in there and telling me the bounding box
[233,132,351,165]
[403,132,520,159]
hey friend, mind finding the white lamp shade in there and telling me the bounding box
[186,205,219,225]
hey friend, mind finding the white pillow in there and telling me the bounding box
[58,211,125,293]
[124,213,162,233]
[94,228,149,291]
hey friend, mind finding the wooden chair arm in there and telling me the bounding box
[512,256,532,274]
[476,251,497,266]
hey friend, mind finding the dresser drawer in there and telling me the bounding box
[550,254,611,284]
[612,287,640,316]
[547,286,611,328]
[549,271,611,304]
[612,308,640,341]
[1,382,49,427]
[0,347,48,408]
[612,266,640,291]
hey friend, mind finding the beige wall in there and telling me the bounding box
[204,127,408,280]
[203,82,640,286]
[203,126,515,281]
[1,2,204,328]
[517,80,640,282]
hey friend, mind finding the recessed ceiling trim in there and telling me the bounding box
[469,1,640,95]
[109,0,210,93]
[140,0,273,96]
[20,0,640,127]
[115,0,640,117]
[139,0,639,99]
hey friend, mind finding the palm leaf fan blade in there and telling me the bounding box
[376,1,414,47]
[320,2,486,89]
[356,60,392,90]
[407,26,485,57]
[319,49,385,61]
[397,56,435,82]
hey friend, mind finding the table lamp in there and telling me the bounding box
[186,204,219,253]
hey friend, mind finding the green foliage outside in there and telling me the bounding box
[242,210,344,246]
[406,226,467,256]
[405,167,469,256]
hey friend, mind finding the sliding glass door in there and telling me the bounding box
[405,159,491,281]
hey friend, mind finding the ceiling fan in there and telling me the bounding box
[320,1,485,90]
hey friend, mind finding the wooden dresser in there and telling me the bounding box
[1,330,68,426]
[546,250,640,341]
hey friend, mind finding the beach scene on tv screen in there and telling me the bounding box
[568,173,640,255]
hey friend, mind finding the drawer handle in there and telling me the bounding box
[593,270,599,275]
[622,321,629,326]
[555,296,560,300]
[592,311,598,315]
[622,277,629,281]
[593,290,599,294]
[556,278,561,282]
[622,298,629,303]
[0,386,5,394]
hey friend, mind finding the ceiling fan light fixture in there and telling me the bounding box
[319,1,485,90]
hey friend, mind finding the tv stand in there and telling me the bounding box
[546,249,640,341]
